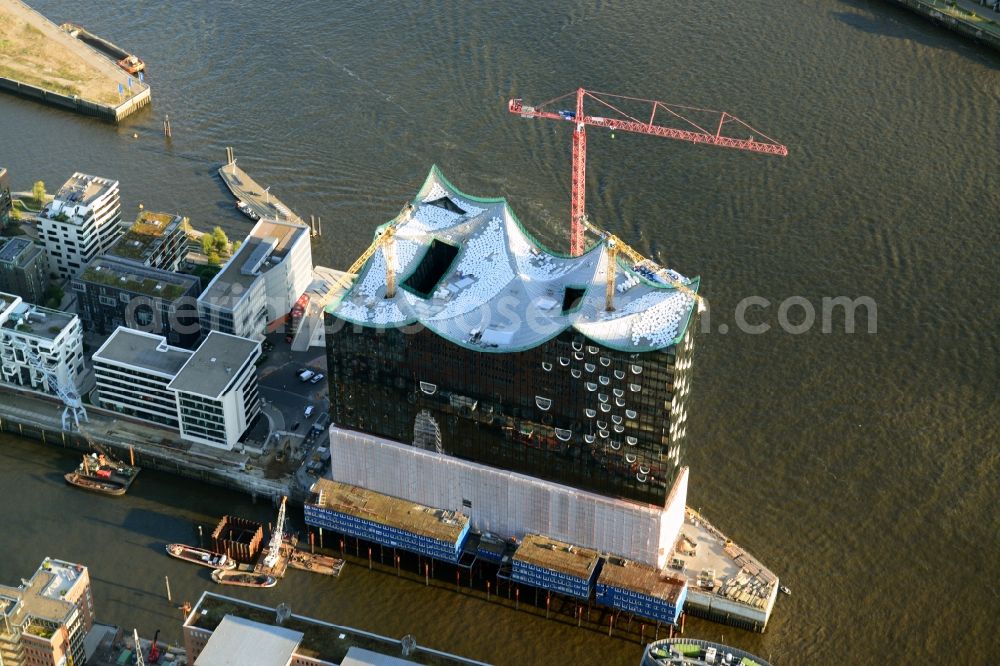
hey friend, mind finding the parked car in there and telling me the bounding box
[298,370,315,382]
[310,372,325,384]
[304,405,315,418]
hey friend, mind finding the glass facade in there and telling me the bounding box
[325,317,695,506]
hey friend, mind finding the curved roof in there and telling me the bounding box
[330,166,700,353]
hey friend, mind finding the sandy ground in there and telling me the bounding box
[0,0,139,105]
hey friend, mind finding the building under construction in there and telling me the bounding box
[211,515,264,564]
[317,90,786,631]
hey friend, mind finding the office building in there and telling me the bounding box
[108,210,189,271]
[323,167,697,568]
[198,218,311,340]
[93,327,261,450]
[73,255,202,348]
[36,173,123,280]
[0,292,85,396]
[0,558,95,666]
[182,591,484,666]
[0,237,49,304]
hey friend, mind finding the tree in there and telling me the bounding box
[232,240,241,254]
[211,226,229,253]
[32,181,46,208]
[207,251,221,266]
[200,233,214,255]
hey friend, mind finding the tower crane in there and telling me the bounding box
[508,88,788,257]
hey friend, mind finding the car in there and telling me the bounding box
[298,370,315,382]
[290,422,300,431]
[304,405,315,418]
[310,372,325,384]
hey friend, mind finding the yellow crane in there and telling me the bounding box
[582,216,705,313]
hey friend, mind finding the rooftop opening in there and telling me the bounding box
[562,286,586,313]
[426,196,466,215]
[403,239,460,298]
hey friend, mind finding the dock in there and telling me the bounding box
[288,549,345,577]
[218,150,305,224]
[0,0,151,122]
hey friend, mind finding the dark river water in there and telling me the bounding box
[1,1,998,663]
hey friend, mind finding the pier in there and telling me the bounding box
[0,0,151,122]
[218,149,305,224]
[882,0,1000,52]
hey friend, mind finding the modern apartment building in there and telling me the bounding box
[198,218,311,340]
[323,167,698,568]
[0,167,11,227]
[93,327,261,450]
[0,558,95,666]
[73,255,202,348]
[0,237,49,304]
[36,173,123,280]
[0,292,85,396]
[107,210,189,271]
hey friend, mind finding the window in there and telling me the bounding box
[630,383,641,392]
[585,363,595,373]
[586,382,597,391]
[585,408,596,418]
[554,428,571,441]
[615,370,625,380]
[419,381,437,395]
[571,369,581,378]
[626,410,637,419]
[599,376,610,385]
[535,396,552,411]
[600,357,610,367]
[559,357,570,366]
[610,440,621,450]
[541,361,552,371]
[631,364,643,375]
[613,388,624,397]
[627,436,638,446]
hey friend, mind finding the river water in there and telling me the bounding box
[1,1,998,663]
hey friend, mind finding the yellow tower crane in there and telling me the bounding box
[582,216,705,314]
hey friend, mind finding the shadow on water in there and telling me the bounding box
[834,0,1000,68]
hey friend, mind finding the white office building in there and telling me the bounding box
[198,218,312,340]
[93,328,262,450]
[36,173,123,280]
[0,292,85,396]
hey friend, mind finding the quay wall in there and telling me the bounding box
[883,0,1000,52]
[0,386,292,501]
[0,76,151,123]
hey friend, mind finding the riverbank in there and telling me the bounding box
[883,0,1000,52]
[0,0,150,121]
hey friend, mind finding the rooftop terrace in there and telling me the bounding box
[513,534,601,580]
[93,328,193,377]
[0,294,76,341]
[186,592,486,666]
[110,211,185,263]
[54,172,117,208]
[310,478,469,544]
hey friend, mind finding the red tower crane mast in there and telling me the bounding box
[508,88,788,256]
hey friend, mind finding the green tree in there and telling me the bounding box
[207,250,221,266]
[211,226,229,253]
[232,240,241,254]
[32,181,46,208]
[200,233,214,255]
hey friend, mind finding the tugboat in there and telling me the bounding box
[165,544,237,570]
[211,569,277,588]
[236,200,260,221]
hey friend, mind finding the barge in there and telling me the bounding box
[64,452,139,497]
[61,22,145,75]
[166,544,237,570]
[211,569,277,588]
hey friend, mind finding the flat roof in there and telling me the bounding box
[598,557,685,604]
[52,172,116,208]
[93,327,192,377]
[199,218,308,308]
[167,331,259,398]
[186,592,485,666]
[0,237,33,263]
[81,256,199,300]
[195,615,302,666]
[109,211,184,262]
[0,558,86,630]
[0,300,76,340]
[311,479,469,544]
[513,534,601,580]
[332,166,699,352]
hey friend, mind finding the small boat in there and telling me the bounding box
[64,471,126,496]
[780,585,792,596]
[236,200,260,221]
[166,544,236,570]
[117,55,145,75]
[211,569,277,588]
